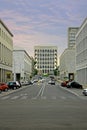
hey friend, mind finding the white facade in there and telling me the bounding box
[68,27,79,48]
[60,48,76,80]
[76,18,87,87]
[0,19,13,82]
[13,50,32,82]
[34,46,58,75]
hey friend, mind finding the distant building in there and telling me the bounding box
[68,27,79,48]
[0,19,13,82]
[34,46,58,75]
[30,56,35,76]
[13,50,32,82]
[60,48,76,80]
[59,27,78,81]
[76,18,87,87]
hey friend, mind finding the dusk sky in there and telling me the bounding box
[0,0,87,57]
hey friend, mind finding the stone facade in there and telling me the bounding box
[0,19,13,82]
[13,50,32,82]
[34,46,58,75]
[76,18,87,87]
[60,48,76,80]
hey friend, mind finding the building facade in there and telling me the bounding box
[34,46,58,75]
[0,19,13,82]
[13,50,32,82]
[59,27,78,81]
[68,27,79,48]
[60,48,76,80]
[76,18,87,87]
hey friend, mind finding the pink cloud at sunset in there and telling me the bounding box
[0,0,87,58]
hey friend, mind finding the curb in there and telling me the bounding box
[58,81,83,97]
[0,85,30,98]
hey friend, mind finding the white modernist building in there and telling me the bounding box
[76,18,87,87]
[13,50,32,82]
[60,48,76,80]
[34,46,58,75]
[0,19,13,82]
[68,27,79,48]
[60,27,78,81]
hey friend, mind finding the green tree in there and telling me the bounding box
[54,66,60,76]
[33,69,38,75]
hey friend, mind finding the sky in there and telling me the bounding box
[0,0,87,58]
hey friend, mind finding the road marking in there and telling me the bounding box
[31,97,37,100]
[1,96,10,100]
[61,96,66,99]
[41,84,45,97]
[20,93,28,96]
[11,96,19,100]
[21,96,28,99]
[36,86,43,97]
[35,83,46,99]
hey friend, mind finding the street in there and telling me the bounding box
[0,80,87,130]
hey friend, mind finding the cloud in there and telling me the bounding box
[13,32,67,58]
[0,0,87,57]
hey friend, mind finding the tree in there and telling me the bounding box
[33,69,38,76]
[54,66,60,76]
[31,60,38,76]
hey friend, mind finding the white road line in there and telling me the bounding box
[20,93,28,96]
[1,96,10,100]
[11,96,19,100]
[21,96,28,99]
[31,97,37,100]
[36,86,43,97]
[32,83,46,99]
[41,84,45,97]
[60,96,66,100]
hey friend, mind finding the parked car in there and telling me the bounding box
[82,88,87,96]
[21,81,30,86]
[30,79,38,84]
[67,81,83,89]
[7,81,21,90]
[48,80,55,85]
[0,83,9,92]
[61,81,69,87]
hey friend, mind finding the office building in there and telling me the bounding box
[34,46,58,75]
[76,18,87,87]
[68,27,79,48]
[13,50,32,82]
[0,19,13,82]
[60,48,76,80]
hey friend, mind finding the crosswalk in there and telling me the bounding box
[0,93,67,100]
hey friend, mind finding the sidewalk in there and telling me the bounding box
[58,80,83,97]
[0,85,29,98]
[66,88,83,96]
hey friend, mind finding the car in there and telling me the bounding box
[21,81,30,86]
[67,81,73,88]
[0,83,9,92]
[61,81,69,87]
[30,79,38,84]
[82,88,87,96]
[67,81,83,89]
[38,78,45,83]
[48,80,55,85]
[7,81,21,90]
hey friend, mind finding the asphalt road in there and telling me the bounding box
[0,80,87,130]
